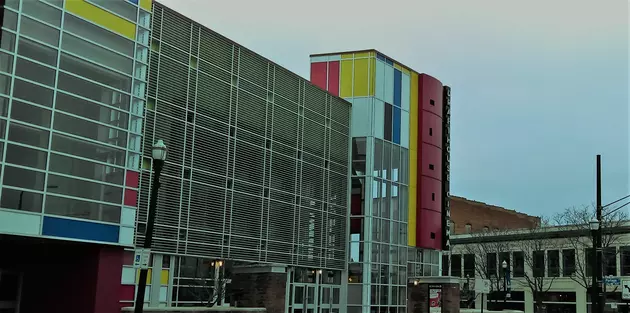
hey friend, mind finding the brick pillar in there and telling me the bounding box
[230,266,287,313]
[408,277,460,313]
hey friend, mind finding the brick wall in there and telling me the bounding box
[229,271,287,313]
[450,196,539,234]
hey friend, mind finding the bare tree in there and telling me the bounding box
[184,260,231,307]
[516,218,562,313]
[553,204,628,291]
[462,229,512,307]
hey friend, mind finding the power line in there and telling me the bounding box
[603,194,630,209]
[602,200,630,219]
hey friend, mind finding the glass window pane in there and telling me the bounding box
[47,174,123,204]
[22,0,62,26]
[18,37,58,66]
[2,9,17,31]
[1,30,16,52]
[62,33,133,75]
[15,57,56,87]
[20,15,59,46]
[0,50,13,74]
[42,0,63,7]
[63,13,134,57]
[0,73,11,95]
[53,112,128,148]
[57,72,130,110]
[45,195,121,223]
[7,122,50,148]
[5,143,47,170]
[2,166,45,191]
[10,100,52,127]
[0,97,8,117]
[51,133,126,166]
[56,92,129,129]
[60,53,131,92]
[12,78,55,107]
[49,153,124,185]
[0,187,43,212]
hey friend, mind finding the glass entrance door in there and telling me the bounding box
[292,284,317,313]
[0,270,21,313]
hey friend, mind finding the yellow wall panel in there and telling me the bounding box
[408,186,417,246]
[66,0,136,40]
[408,72,419,247]
[352,58,369,97]
[339,60,354,98]
[341,53,354,59]
[394,63,403,71]
[160,270,169,285]
[136,269,152,284]
[355,51,370,58]
[402,68,411,76]
[369,57,376,96]
[140,0,152,11]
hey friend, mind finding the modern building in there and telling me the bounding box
[448,223,630,313]
[0,1,351,313]
[0,0,152,312]
[309,51,452,313]
[449,196,540,234]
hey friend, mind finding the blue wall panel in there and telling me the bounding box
[393,107,401,144]
[393,69,402,107]
[377,53,386,61]
[42,216,119,243]
[127,0,140,4]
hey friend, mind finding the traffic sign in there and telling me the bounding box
[133,249,151,269]
[622,280,630,300]
[475,278,491,294]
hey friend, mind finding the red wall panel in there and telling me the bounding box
[419,74,443,117]
[416,209,442,250]
[328,61,340,96]
[419,176,442,213]
[416,74,445,250]
[310,62,328,91]
[420,143,442,181]
[422,113,443,148]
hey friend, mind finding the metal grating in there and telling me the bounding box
[142,2,351,269]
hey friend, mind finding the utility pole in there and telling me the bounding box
[595,155,603,313]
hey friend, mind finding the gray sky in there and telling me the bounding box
[161,0,629,217]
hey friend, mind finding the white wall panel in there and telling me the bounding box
[402,73,411,111]
[375,59,385,101]
[350,97,373,137]
[373,99,385,139]
[384,64,395,104]
[401,110,410,148]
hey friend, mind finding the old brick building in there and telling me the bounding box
[449,196,539,234]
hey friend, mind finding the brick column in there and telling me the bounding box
[230,265,288,313]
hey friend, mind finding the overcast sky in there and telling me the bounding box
[160,0,629,217]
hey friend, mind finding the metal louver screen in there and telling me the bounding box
[138,3,351,269]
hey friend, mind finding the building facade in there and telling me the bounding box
[449,196,540,234]
[310,51,451,313]
[448,225,630,313]
[0,1,352,312]
[120,2,352,311]
[0,0,152,312]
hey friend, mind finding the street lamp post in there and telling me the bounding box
[502,260,511,308]
[134,140,167,313]
[590,218,601,313]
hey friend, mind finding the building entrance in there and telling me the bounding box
[0,270,21,313]
[288,269,343,313]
